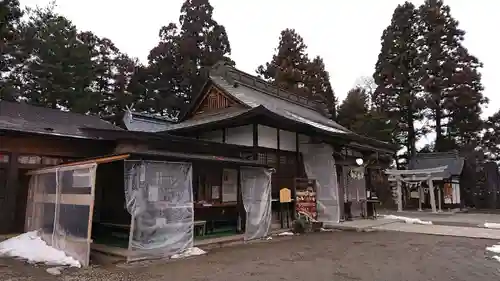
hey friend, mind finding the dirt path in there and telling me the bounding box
[1,231,499,281]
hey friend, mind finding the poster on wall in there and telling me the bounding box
[295,178,317,220]
[212,185,220,199]
[444,183,453,204]
[222,169,238,202]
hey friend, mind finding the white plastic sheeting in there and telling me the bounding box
[25,163,97,267]
[124,161,194,261]
[300,143,341,223]
[240,167,272,241]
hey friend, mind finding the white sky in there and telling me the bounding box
[21,0,498,119]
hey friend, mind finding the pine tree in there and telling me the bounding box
[257,28,309,92]
[417,0,487,152]
[0,0,23,101]
[480,110,500,161]
[337,87,369,133]
[143,0,233,117]
[337,87,393,143]
[15,5,97,113]
[373,1,424,159]
[78,31,138,116]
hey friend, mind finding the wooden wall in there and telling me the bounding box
[0,133,115,234]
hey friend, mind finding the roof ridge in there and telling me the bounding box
[211,61,330,116]
[414,151,462,159]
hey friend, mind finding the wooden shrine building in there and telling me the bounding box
[123,61,397,223]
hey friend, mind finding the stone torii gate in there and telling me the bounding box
[385,166,448,213]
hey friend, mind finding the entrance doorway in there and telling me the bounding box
[14,169,31,233]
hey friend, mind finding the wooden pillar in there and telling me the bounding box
[252,123,258,161]
[428,177,437,213]
[396,177,403,212]
[237,166,245,233]
[418,184,423,211]
[0,152,19,234]
[437,185,442,212]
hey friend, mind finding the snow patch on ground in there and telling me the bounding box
[278,231,295,236]
[0,231,80,267]
[170,247,207,259]
[486,243,500,263]
[484,222,500,229]
[384,215,433,225]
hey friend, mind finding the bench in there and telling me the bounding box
[194,220,207,236]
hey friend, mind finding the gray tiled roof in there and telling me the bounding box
[409,152,465,178]
[0,101,122,138]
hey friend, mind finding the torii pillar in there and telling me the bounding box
[427,176,437,213]
[396,177,403,212]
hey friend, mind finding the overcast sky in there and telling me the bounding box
[21,0,498,119]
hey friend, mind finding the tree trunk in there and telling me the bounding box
[407,105,417,158]
[434,95,444,152]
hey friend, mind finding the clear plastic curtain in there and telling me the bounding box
[25,163,97,267]
[240,167,272,241]
[124,160,193,261]
[300,143,340,223]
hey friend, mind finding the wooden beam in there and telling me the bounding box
[384,166,448,176]
[33,193,93,205]
[387,176,444,182]
[27,154,130,175]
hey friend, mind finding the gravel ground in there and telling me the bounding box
[1,231,499,281]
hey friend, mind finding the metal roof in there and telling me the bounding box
[162,62,395,151]
[209,72,351,134]
[0,101,122,138]
[161,107,253,132]
[409,152,465,178]
[122,110,175,132]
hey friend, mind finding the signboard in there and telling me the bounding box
[279,188,291,203]
[294,178,317,220]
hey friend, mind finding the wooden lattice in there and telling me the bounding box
[194,87,238,115]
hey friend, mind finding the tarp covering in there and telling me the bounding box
[240,167,272,241]
[300,143,340,223]
[25,163,98,267]
[124,161,193,261]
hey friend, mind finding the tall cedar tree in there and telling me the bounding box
[257,29,337,118]
[257,29,309,92]
[480,109,500,161]
[140,0,233,117]
[373,1,423,159]
[304,56,337,118]
[14,5,98,113]
[417,0,487,152]
[0,0,23,101]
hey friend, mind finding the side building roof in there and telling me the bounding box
[0,101,122,139]
[409,151,465,178]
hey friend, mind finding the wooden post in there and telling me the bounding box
[396,178,403,212]
[418,184,423,211]
[437,185,442,212]
[427,177,437,213]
